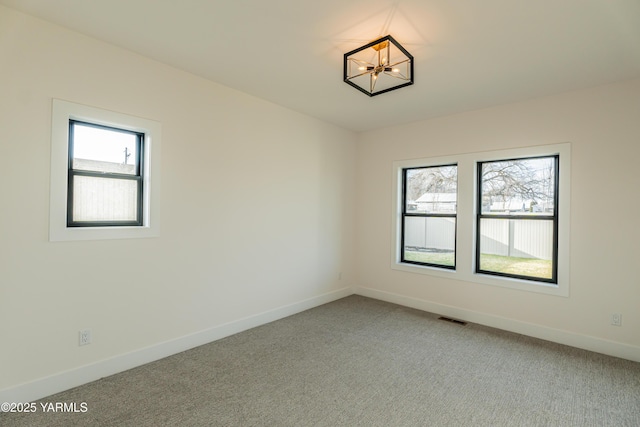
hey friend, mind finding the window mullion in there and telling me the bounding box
[405,213,456,219]
[70,170,142,181]
[477,214,555,221]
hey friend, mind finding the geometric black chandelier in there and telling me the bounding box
[343,35,414,97]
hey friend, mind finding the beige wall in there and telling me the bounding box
[355,77,640,353]
[0,6,356,394]
[2,2,639,401]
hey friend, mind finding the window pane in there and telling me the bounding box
[404,216,455,267]
[72,122,138,175]
[480,157,555,215]
[405,165,457,214]
[478,218,553,279]
[72,176,138,222]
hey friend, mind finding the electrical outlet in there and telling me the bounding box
[79,329,92,346]
[611,313,622,326]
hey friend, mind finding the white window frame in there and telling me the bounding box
[50,99,161,241]
[392,143,570,297]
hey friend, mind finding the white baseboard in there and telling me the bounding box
[5,285,636,403]
[0,287,353,403]
[354,286,640,363]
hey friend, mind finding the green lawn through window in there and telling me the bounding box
[479,253,552,279]
[404,250,455,267]
[404,250,552,279]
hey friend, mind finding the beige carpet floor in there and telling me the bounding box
[2,295,639,426]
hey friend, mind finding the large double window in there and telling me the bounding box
[393,144,569,296]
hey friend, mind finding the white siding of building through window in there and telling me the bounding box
[480,218,553,260]
[404,217,456,251]
[405,217,553,260]
[72,159,138,222]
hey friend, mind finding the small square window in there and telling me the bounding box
[68,121,144,227]
[50,99,161,242]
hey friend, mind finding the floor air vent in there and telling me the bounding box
[438,317,467,326]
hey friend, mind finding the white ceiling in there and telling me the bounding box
[2,0,640,132]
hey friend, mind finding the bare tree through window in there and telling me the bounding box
[477,156,558,282]
[402,165,457,268]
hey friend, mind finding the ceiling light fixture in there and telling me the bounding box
[343,35,413,97]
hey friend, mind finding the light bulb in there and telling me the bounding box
[392,68,400,73]
[358,66,365,71]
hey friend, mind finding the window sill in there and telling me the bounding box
[392,261,568,297]
[49,225,159,242]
